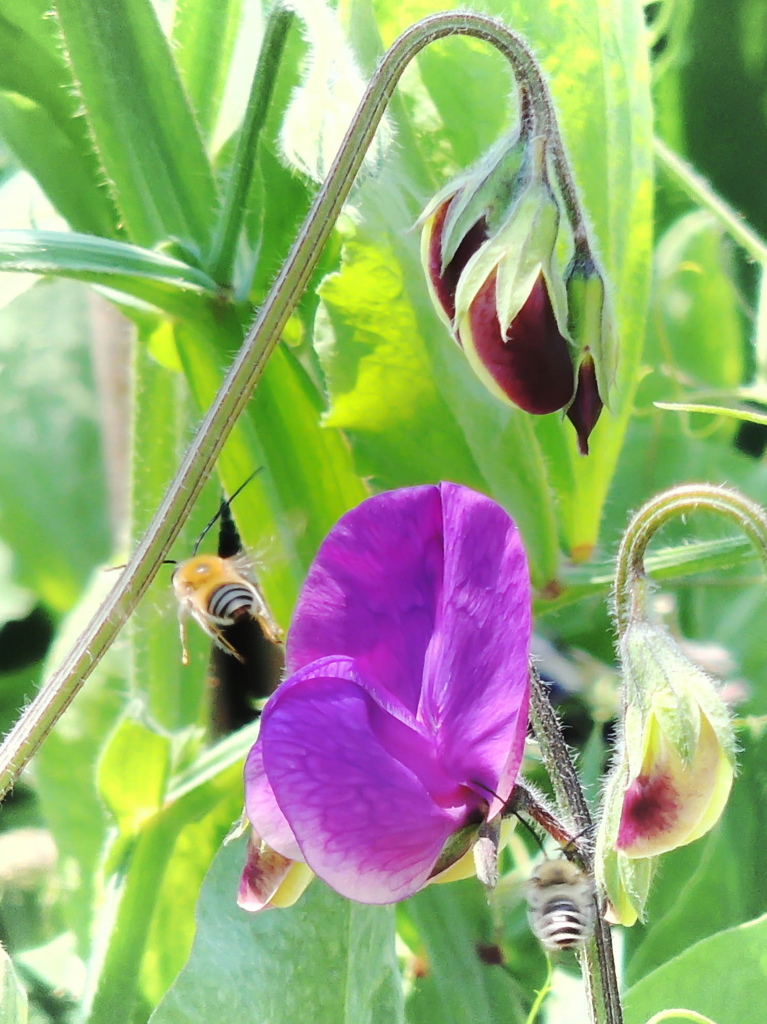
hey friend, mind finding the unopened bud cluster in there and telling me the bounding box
[420,123,615,454]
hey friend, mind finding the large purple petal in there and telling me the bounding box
[259,666,469,903]
[286,486,445,717]
[420,483,531,818]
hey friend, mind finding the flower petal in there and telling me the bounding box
[420,483,531,818]
[617,714,734,857]
[286,486,446,718]
[244,742,302,861]
[237,835,313,912]
[459,271,575,414]
[259,668,468,904]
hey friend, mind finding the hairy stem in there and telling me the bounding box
[208,3,295,288]
[614,483,767,636]
[529,666,623,1024]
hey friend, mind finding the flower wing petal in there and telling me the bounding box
[422,483,531,818]
[244,741,302,862]
[286,486,445,717]
[260,670,466,904]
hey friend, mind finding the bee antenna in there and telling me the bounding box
[192,467,264,555]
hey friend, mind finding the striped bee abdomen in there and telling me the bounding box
[526,858,596,953]
[533,896,592,950]
[208,582,257,623]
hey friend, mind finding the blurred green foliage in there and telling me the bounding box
[0,0,765,1022]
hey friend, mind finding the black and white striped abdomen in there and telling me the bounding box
[208,582,257,624]
[532,896,593,950]
[526,859,596,953]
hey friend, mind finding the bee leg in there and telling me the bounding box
[209,628,246,664]
[178,615,191,667]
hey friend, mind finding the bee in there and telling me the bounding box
[170,472,282,668]
[526,858,596,952]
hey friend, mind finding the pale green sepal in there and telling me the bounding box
[495,192,561,332]
[440,130,529,269]
[565,252,618,409]
[452,176,564,334]
[622,619,733,768]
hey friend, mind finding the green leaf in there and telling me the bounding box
[623,914,767,1024]
[0,230,219,318]
[0,94,116,236]
[0,944,27,1024]
[0,231,218,291]
[53,0,217,251]
[150,836,405,1024]
[401,881,527,1024]
[171,0,244,143]
[316,237,484,489]
[172,314,368,625]
[97,716,172,836]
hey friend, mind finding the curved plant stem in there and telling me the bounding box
[613,483,767,636]
[0,10,585,793]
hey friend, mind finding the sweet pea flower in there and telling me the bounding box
[240,483,531,908]
[595,618,736,925]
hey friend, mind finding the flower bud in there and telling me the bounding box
[595,619,736,924]
[420,133,614,453]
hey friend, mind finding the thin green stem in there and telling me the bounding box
[0,11,580,796]
[613,483,767,636]
[529,667,623,1024]
[654,137,767,266]
[523,957,553,1024]
[207,3,295,287]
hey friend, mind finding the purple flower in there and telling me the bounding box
[242,483,531,906]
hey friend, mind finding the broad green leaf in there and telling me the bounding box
[171,315,368,624]
[53,0,217,251]
[0,944,27,1024]
[139,783,245,1007]
[129,332,219,733]
[281,0,391,182]
[402,881,528,1024]
[623,913,767,1024]
[0,2,118,236]
[150,835,405,1024]
[316,236,485,490]
[97,717,172,836]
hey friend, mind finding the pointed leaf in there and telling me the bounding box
[53,0,217,249]
[150,836,404,1024]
